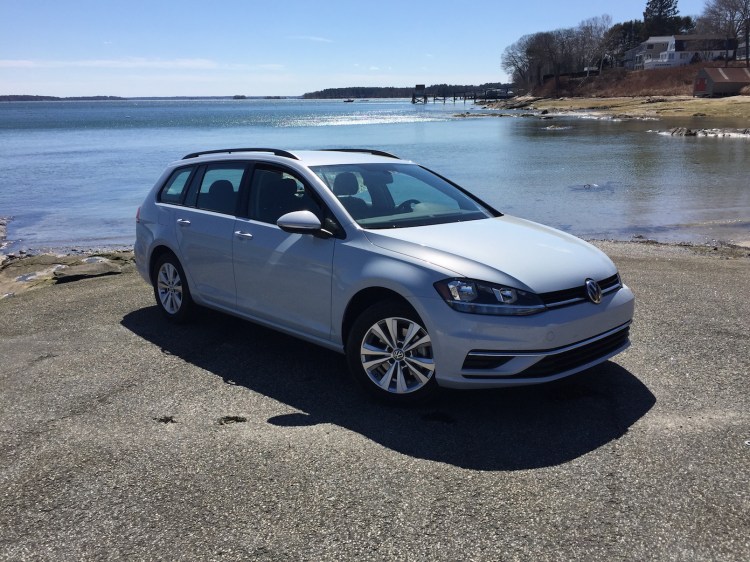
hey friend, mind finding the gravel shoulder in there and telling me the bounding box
[1,241,748,560]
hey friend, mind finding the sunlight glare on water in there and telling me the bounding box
[0,98,748,251]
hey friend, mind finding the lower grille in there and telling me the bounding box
[518,327,629,378]
[462,325,630,379]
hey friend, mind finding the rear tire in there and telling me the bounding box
[346,300,438,404]
[153,253,194,323]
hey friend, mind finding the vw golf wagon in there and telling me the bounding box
[135,148,634,402]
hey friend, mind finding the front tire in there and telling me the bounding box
[153,253,193,323]
[346,300,438,403]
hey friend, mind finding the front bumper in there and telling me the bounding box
[411,284,635,389]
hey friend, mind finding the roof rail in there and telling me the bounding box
[322,148,400,159]
[182,148,299,160]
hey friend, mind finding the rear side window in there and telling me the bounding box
[158,167,194,204]
[195,165,246,215]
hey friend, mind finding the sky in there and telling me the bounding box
[0,0,708,97]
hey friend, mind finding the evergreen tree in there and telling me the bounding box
[643,0,682,36]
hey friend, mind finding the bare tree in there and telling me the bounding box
[577,15,614,73]
[502,36,535,89]
[697,0,750,65]
[501,33,551,91]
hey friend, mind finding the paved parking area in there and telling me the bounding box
[1,243,748,560]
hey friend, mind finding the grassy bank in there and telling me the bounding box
[487,64,750,119]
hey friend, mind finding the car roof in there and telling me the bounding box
[174,148,413,168]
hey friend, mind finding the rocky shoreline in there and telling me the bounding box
[657,126,750,137]
[475,95,750,137]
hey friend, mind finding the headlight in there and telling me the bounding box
[434,278,546,316]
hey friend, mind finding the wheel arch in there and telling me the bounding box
[148,245,179,284]
[341,287,418,351]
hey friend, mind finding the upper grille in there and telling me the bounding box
[539,274,621,308]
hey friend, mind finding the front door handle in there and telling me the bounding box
[177,219,191,227]
[235,231,253,240]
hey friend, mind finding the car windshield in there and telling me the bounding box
[311,163,497,229]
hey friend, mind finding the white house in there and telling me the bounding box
[642,35,736,70]
[632,36,673,70]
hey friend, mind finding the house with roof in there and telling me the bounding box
[628,36,673,70]
[642,35,737,70]
[693,67,750,97]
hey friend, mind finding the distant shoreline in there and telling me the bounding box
[0,95,302,102]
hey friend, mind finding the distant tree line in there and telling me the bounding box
[0,95,124,102]
[303,83,508,99]
[502,0,749,93]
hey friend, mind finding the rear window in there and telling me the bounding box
[158,167,194,204]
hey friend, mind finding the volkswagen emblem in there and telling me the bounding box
[585,278,602,304]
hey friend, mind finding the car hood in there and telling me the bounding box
[363,216,617,293]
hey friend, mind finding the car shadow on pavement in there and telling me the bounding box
[122,306,655,471]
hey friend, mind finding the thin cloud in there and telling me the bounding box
[289,35,333,43]
[0,60,36,68]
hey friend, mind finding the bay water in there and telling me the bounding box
[1,98,748,253]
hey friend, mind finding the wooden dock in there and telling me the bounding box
[412,85,514,104]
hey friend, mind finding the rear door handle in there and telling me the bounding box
[177,219,191,226]
[235,231,253,240]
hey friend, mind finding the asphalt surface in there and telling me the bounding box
[1,242,748,561]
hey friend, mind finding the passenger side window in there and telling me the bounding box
[195,165,245,215]
[249,167,321,224]
[158,167,193,204]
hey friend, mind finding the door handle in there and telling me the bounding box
[234,231,253,240]
[177,219,191,226]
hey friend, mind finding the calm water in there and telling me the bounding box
[1,98,748,252]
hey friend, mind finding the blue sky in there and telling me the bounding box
[1,0,707,97]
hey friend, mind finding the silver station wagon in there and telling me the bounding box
[135,148,634,403]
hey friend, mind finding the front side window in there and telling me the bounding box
[312,163,496,229]
[195,164,245,215]
[249,166,321,224]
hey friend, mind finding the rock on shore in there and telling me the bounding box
[0,251,135,299]
[0,217,9,253]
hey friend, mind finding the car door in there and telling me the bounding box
[174,163,247,309]
[232,165,335,341]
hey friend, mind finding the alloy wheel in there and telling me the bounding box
[157,262,183,315]
[359,316,435,394]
